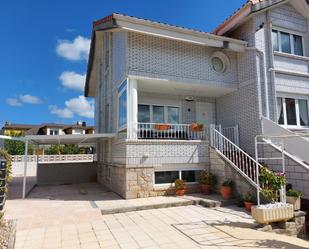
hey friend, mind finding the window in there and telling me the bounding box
[294,35,303,56]
[155,171,179,184]
[153,106,165,123]
[138,104,180,124]
[277,96,309,127]
[154,170,200,185]
[49,129,59,135]
[181,171,200,183]
[138,105,150,123]
[299,100,309,126]
[118,81,127,129]
[272,30,279,52]
[167,107,179,124]
[277,98,284,125]
[272,29,304,56]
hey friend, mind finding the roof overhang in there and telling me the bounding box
[84,13,248,97]
[24,133,115,145]
[214,0,309,36]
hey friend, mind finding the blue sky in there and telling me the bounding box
[0,0,245,127]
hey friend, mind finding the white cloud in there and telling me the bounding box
[19,94,41,104]
[59,71,86,91]
[49,105,74,118]
[49,96,94,119]
[56,36,90,61]
[6,94,42,106]
[6,98,22,107]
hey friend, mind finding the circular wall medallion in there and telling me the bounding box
[211,52,230,73]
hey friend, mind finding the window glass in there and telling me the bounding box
[212,57,224,73]
[293,35,303,56]
[299,99,309,126]
[181,170,200,183]
[155,171,179,184]
[167,107,179,124]
[285,98,297,125]
[272,30,279,52]
[118,89,127,128]
[277,97,284,125]
[138,105,150,123]
[153,106,165,123]
[280,32,291,54]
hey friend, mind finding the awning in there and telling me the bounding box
[25,133,116,145]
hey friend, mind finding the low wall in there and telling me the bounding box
[37,162,97,185]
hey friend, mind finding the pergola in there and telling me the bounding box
[0,133,115,198]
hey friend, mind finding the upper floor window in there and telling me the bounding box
[277,96,309,127]
[118,81,127,129]
[272,29,304,56]
[49,129,59,135]
[138,104,180,124]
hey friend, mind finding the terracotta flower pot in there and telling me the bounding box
[176,189,185,196]
[155,124,171,131]
[244,202,254,212]
[220,186,232,200]
[201,184,212,195]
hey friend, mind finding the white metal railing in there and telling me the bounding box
[222,125,239,146]
[11,154,95,163]
[210,128,262,190]
[137,123,207,140]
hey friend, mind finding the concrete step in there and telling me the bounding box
[97,194,237,215]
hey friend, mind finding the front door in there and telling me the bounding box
[196,102,213,127]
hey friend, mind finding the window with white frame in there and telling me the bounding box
[49,129,59,135]
[277,96,309,127]
[154,170,201,185]
[138,104,180,124]
[272,29,304,56]
[118,81,127,129]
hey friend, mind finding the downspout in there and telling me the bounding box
[266,10,277,121]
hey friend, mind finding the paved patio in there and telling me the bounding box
[4,183,309,249]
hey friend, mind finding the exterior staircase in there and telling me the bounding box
[210,126,263,203]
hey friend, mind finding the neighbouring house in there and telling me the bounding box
[85,0,309,199]
[1,121,94,136]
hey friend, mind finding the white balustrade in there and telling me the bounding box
[11,154,95,164]
[137,123,207,140]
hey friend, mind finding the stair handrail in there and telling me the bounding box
[211,128,263,192]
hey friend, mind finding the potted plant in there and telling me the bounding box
[174,179,186,196]
[155,124,171,131]
[198,171,217,195]
[243,192,254,212]
[286,188,302,211]
[220,180,233,200]
[190,123,204,132]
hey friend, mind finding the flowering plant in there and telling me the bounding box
[259,166,286,203]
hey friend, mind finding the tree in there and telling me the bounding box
[4,131,34,155]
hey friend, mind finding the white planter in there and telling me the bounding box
[251,203,294,224]
[286,196,301,211]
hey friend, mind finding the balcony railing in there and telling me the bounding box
[11,154,95,164]
[137,123,207,140]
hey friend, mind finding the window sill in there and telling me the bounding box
[274,51,309,61]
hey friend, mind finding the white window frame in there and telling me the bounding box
[138,103,181,124]
[49,128,60,136]
[118,80,128,131]
[153,169,200,187]
[277,93,309,129]
[272,27,305,56]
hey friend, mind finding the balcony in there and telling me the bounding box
[137,123,207,140]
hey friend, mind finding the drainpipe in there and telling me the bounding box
[265,10,277,121]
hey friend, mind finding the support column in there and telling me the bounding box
[128,79,138,139]
[22,140,28,199]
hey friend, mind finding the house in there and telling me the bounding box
[85,0,309,199]
[1,121,94,136]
